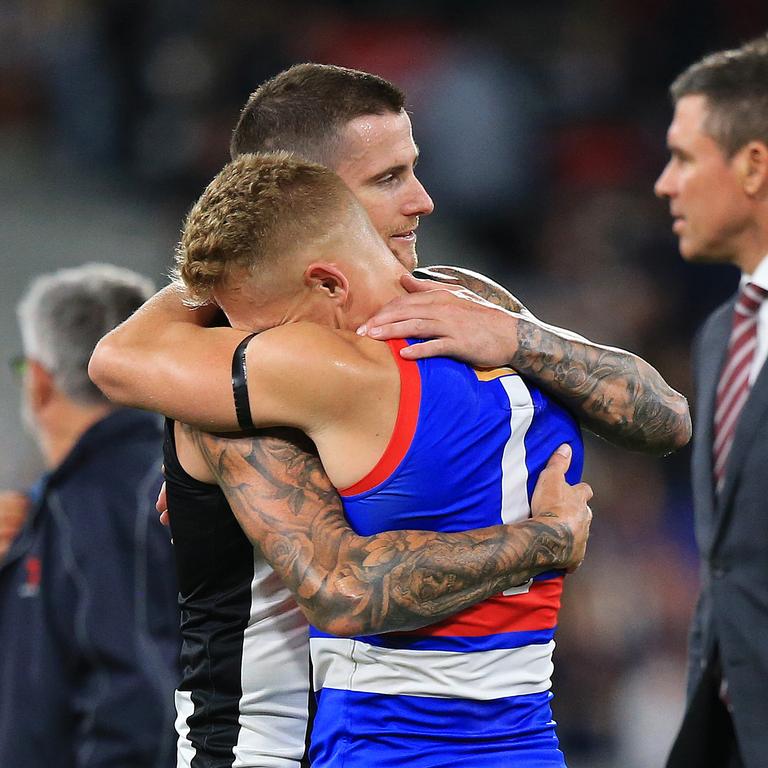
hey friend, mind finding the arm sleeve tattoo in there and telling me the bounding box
[186,426,575,637]
[419,265,691,454]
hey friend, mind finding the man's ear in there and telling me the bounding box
[26,360,55,411]
[738,140,768,197]
[304,263,350,304]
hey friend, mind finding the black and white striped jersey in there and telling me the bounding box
[164,420,312,768]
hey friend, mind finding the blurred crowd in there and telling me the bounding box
[3,1,768,765]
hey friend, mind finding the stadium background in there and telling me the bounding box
[2,2,767,765]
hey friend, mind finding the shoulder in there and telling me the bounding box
[242,323,397,433]
[249,322,390,372]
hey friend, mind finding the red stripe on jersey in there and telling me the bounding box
[408,577,563,637]
[340,339,421,496]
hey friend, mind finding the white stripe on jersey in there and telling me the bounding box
[174,690,195,768]
[311,637,555,700]
[232,555,310,768]
[499,376,535,525]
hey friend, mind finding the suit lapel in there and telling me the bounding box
[717,357,768,511]
[692,301,733,557]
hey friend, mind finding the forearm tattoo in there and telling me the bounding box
[512,323,691,454]
[186,426,575,636]
[425,264,691,454]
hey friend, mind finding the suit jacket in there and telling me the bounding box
[670,294,768,768]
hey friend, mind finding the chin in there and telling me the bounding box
[390,244,418,272]
[678,235,704,263]
[680,238,727,265]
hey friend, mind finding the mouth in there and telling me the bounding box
[391,229,417,243]
[672,217,685,234]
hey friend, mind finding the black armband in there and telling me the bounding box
[232,333,257,431]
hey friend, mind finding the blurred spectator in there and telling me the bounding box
[0,263,180,767]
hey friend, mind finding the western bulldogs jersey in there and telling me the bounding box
[164,421,312,768]
[309,339,584,768]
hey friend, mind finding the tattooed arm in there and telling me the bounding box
[413,265,530,313]
[368,268,691,455]
[186,426,592,637]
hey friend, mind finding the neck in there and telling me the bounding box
[344,270,408,331]
[36,399,114,469]
[734,209,768,274]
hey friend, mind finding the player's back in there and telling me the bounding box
[309,339,584,768]
[164,421,311,768]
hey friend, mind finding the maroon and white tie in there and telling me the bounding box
[713,282,768,492]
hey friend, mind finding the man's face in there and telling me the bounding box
[332,110,434,272]
[655,94,752,264]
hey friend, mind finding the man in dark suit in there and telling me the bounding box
[655,35,768,768]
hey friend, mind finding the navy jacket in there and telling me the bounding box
[0,409,181,767]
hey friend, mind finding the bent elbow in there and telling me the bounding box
[671,398,693,451]
[653,394,692,456]
[302,595,377,638]
[88,334,132,405]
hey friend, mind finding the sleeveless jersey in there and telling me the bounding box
[164,421,312,768]
[308,339,584,768]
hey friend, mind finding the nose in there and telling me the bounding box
[404,176,434,217]
[654,162,674,199]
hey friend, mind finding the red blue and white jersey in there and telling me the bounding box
[309,339,583,768]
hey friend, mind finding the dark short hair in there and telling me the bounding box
[670,34,768,155]
[230,63,406,165]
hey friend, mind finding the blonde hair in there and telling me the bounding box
[175,151,355,305]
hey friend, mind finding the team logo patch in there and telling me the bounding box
[18,555,41,598]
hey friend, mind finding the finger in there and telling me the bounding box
[570,482,593,504]
[358,294,447,335]
[542,443,572,474]
[399,339,453,360]
[579,483,594,503]
[367,319,446,340]
[156,482,168,513]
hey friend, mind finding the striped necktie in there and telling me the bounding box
[713,282,768,492]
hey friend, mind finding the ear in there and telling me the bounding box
[738,140,768,197]
[26,360,55,410]
[304,262,350,304]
